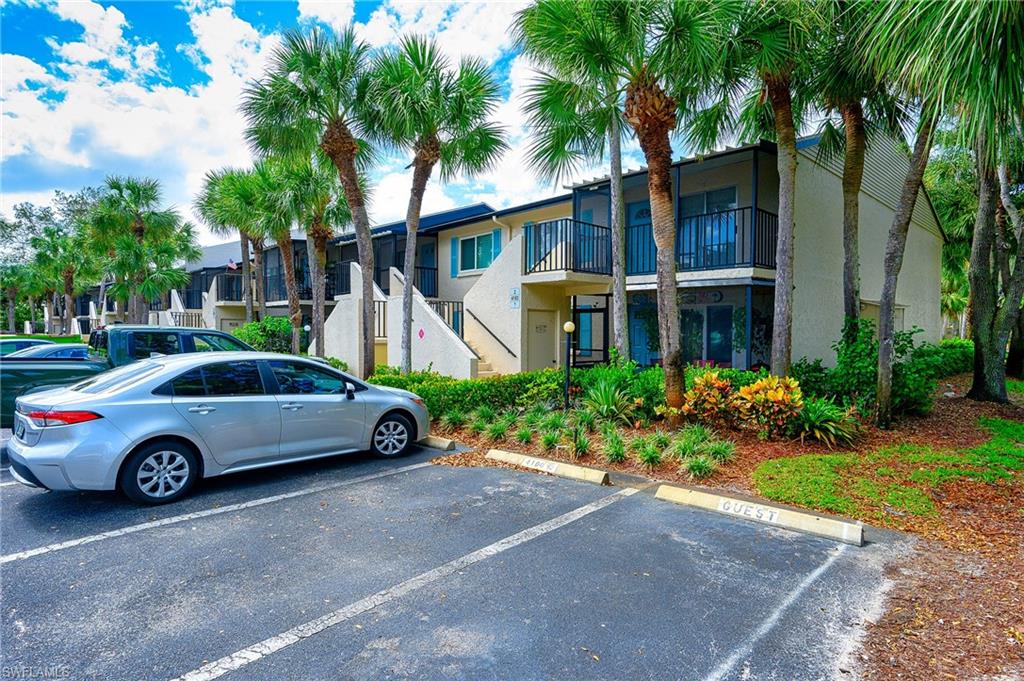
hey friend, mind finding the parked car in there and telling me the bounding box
[6,343,90,359]
[7,352,429,504]
[0,338,55,356]
[0,326,254,428]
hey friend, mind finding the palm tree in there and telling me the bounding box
[195,169,256,323]
[365,35,507,374]
[864,0,1024,415]
[243,27,378,377]
[32,225,97,334]
[514,0,631,360]
[92,177,180,323]
[0,264,26,333]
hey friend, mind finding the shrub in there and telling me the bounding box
[702,439,736,463]
[684,455,715,479]
[637,443,662,469]
[233,317,293,353]
[650,430,671,450]
[791,398,860,449]
[628,435,649,452]
[682,371,735,425]
[686,364,769,390]
[474,405,496,422]
[515,426,533,445]
[469,420,486,435]
[486,420,509,441]
[542,412,568,432]
[604,432,626,463]
[439,410,467,431]
[790,358,831,399]
[541,430,560,450]
[313,356,348,372]
[732,375,804,438]
[911,338,973,378]
[582,379,635,425]
[571,353,664,418]
[570,428,590,460]
[523,405,547,428]
[575,409,598,433]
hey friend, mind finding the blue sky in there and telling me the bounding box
[1,0,643,243]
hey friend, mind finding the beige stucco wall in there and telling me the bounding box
[792,158,943,365]
[462,234,527,374]
[322,263,386,378]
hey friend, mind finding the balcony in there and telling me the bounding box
[625,207,778,276]
[215,274,244,302]
[333,263,438,298]
[523,219,612,276]
[265,270,338,302]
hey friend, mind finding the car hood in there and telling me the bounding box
[377,385,420,401]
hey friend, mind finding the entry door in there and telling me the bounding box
[527,310,558,371]
[268,359,366,458]
[706,305,734,366]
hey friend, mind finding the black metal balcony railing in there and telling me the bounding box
[524,219,612,276]
[182,289,204,310]
[374,300,387,338]
[264,271,335,302]
[335,263,352,296]
[414,266,438,298]
[427,300,464,337]
[625,207,779,276]
[216,274,244,302]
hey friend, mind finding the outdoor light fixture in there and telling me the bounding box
[563,320,576,410]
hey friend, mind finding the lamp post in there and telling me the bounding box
[563,320,575,410]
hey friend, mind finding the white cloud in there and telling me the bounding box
[297,0,354,33]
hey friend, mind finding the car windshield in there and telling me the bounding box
[6,345,79,358]
[71,361,161,394]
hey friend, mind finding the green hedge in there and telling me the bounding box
[233,317,293,353]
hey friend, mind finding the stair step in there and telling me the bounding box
[477,361,492,372]
[477,370,500,378]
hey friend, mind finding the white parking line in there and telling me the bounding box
[0,462,432,564]
[701,544,848,681]
[0,480,18,488]
[171,487,639,681]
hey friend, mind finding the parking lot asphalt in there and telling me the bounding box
[1,445,910,681]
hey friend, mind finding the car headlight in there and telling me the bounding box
[410,397,425,408]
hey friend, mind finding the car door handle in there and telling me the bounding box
[187,405,216,414]
[280,402,304,411]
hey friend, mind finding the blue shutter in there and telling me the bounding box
[491,228,501,262]
[450,236,459,278]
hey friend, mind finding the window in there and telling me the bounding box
[269,360,346,395]
[193,333,250,352]
[459,232,494,272]
[72,361,162,394]
[202,361,264,396]
[130,332,181,359]
[55,347,88,359]
[168,368,206,396]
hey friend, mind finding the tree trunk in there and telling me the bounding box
[840,101,866,328]
[98,277,108,327]
[28,295,36,331]
[252,238,267,320]
[401,148,437,374]
[322,120,375,378]
[876,117,935,425]
[766,76,798,376]
[608,115,629,359]
[277,232,302,355]
[240,232,253,324]
[307,218,332,359]
[63,271,75,337]
[624,73,681,417]
[5,288,15,333]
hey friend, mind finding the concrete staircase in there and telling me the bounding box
[466,339,500,378]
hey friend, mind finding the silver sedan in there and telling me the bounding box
[7,352,430,504]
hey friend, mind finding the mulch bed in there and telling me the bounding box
[431,373,1024,677]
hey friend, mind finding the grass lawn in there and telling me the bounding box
[1009,377,1024,395]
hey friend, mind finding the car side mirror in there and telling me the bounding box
[345,382,356,400]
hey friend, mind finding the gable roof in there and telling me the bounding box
[330,203,495,245]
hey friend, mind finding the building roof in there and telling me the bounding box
[330,203,496,245]
[186,240,248,273]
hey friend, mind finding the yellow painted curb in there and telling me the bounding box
[422,435,455,451]
[485,450,610,486]
[654,484,864,546]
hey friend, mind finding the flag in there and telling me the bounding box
[227,259,238,270]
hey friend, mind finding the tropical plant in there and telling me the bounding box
[541,430,560,450]
[603,431,626,463]
[790,397,859,449]
[636,443,662,470]
[469,420,487,436]
[681,371,734,426]
[684,454,715,479]
[582,379,635,425]
[732,375,804,438]
[0,265,27,333]
[474,405,496,423]
[569,427,590,460]
[702,439,736,463]
[439,409,467,431]
[574,409,598,433]
[486,420,510,441]
[671,424,714,459]
[365,35,507,374]
[515,426,534,445]
[541,411,567,432]
[243,27,378,376]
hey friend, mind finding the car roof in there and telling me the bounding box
[96,325,229,332]
[149,351,325,367]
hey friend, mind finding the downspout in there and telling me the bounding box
[491,215,511,242]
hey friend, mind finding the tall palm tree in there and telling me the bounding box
[195,169,256,323]
[0,264,26,333]
[31,224,97,334]
[365,35,507,374]
[515,0,631,361]
[92,177,180,323]
[243,27,378,377]
[864,0,1024,415]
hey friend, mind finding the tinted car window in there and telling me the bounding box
[193,333,249,352]
[131,332,181,359]
[269,360,345,395]
[54,347,88,359]
[72,361,162,394]
[169,368,206,396]
[202,361,264,396]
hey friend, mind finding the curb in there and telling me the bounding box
[654,484,864,546]
[422,435,455,451]
[485,449,610,486]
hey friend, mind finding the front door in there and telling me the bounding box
[527,309,558,371]
[171,360,282,467]
[706,305,734,366]
[267,359,366,458]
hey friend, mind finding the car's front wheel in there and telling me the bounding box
[371,413,413,458]
[119,441,198,504]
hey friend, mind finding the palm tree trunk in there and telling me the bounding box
[277,232,302,355]
[840,101,866,327]
[252,238,267,320]
[240,232,253,323]
[322,120,375,378]
[624,75,682,417]
[608,115,629,359]
[63,271,75,337]
[401,152,436,374]
[876,116,935,425]
[307,220,331,358]
[28,295,36,332]
[766,76,797,377]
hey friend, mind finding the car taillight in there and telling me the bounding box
[26,410,103,427]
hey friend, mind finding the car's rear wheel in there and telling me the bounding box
[120,441,198,504]
[371,413,413,458]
